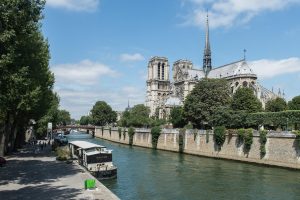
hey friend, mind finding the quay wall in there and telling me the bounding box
[94,127,300,169]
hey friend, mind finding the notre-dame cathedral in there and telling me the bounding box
[145,15,279,119]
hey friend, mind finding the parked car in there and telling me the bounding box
[0,156,6,167]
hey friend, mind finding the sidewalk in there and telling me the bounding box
[0,142,119,200]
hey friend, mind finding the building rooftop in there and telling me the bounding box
[69,141,105,149]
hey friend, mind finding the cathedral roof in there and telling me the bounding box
[186,69,205,80]
[184,60,256,80]
[208,60,257,79]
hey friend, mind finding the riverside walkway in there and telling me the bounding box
[0,142,119,200]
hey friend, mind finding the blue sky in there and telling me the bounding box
[43,0,300,119]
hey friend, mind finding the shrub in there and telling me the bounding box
[184,123,193,129]
[123,128,126,140]
[214,126,226,146]
[56,146,71,161]
[206,131,209,143]
[193,129,198,141]
[109,127,112,137]
[293,130,300,148]
[101,126,104,136]
[259,130,268,157]
[128,127,135,146]
[151,126,161,149]
[237,128,245,143]
[244,129,253,153]
[179,128,185,153]
[118,127,122,140]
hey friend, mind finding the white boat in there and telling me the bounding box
[69,141,117,179]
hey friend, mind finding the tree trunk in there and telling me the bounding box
[0,128,6,156]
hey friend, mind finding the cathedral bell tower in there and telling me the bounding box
[145,57,170,116]
[203,13,212,77]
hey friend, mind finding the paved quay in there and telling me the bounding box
[0,143,119,200]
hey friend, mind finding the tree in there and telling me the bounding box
[183,78,231,128]
[57,110,71,126]
[91,101,116,126]
[169,106,186,128]
[0,0,54,154]
[79,116,92,125]
[231,88,262,113]
[119,104,150,128]
[210,106,248,128]
[288,95,300,110]
[265,97,287,112]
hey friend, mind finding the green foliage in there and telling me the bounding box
[91,101,116,126]
[57,110,71,126]
[120,104,151,128]
[79,115,92,125]
[244,129,253,153]
[184,123,194,129]
[210,107,248,128]
[214,126,226,146]
[0,0,56,153]
[149,118,167,127]
[231,88,262,113]
[128,127,135,146]
[179,129,185,153]
[288,96,300,110]
[206,131,209,143]
[183,78,231,128]
[151,126,161,149]
[237,129,245,143]
[193,129,198,141]
[56,146,71,161]
[265,98,287,112]
[123,129,126,140]
[293,130,300,148]
[259,130,268,157]
[118,127,122,140]
[237,128,253,153]
[169,107,186,128]
[247,111,300,129]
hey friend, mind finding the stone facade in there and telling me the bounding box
[95,127,300,169]
[145,15,280,118]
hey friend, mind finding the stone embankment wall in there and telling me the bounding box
[95,127,300,169]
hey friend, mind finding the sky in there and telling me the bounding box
[42,0,300,119]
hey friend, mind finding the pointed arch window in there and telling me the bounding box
[158,63,161,79]
[162,63,165,80]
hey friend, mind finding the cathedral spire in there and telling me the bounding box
[203,11,212,77]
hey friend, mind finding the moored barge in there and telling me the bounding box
[69,141,117,179]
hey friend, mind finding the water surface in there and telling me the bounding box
[88,138,300,200]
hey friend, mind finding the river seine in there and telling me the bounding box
[88,138,299,200]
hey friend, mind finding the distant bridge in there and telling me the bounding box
[55,125,96,131]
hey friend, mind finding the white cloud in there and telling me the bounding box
[46,0,100,12]
[52,59,118,85]
[120,53,145,62]
[250,57,300,79]
[182,0,300,28]
[51,60,145,119]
